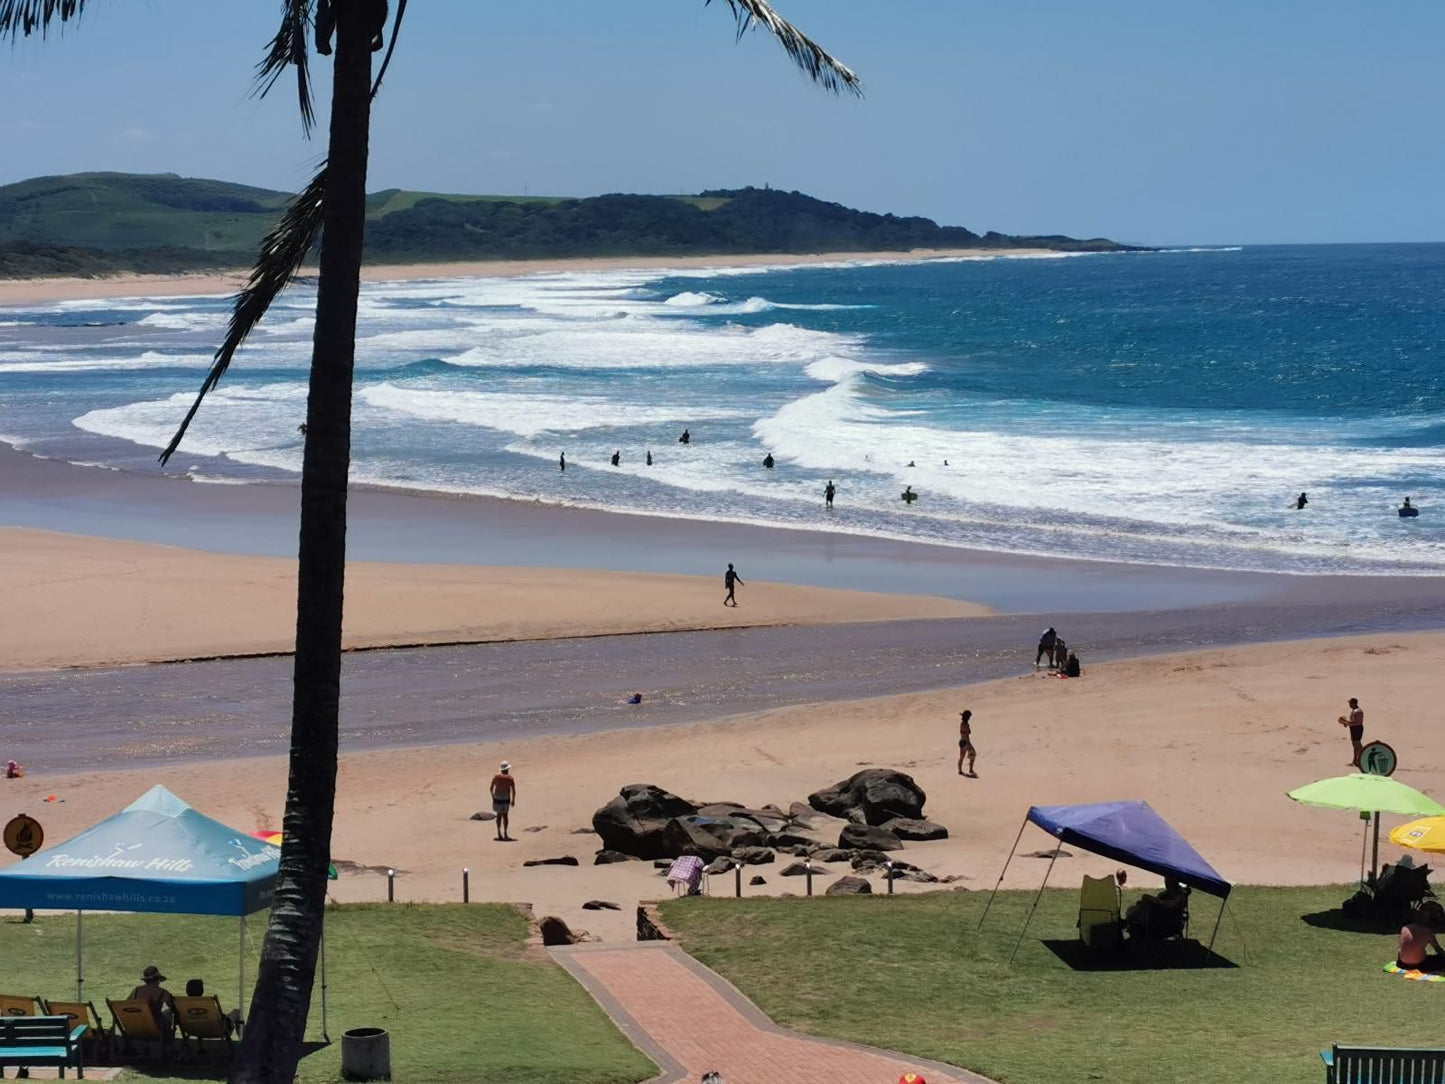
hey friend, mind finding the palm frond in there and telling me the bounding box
[160,164,328,464]
[255,0,316,135]
[370,0,408,99]
[710,0,861,96]
[1,0,86,39]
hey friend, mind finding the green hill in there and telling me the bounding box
[0,171,1133,278]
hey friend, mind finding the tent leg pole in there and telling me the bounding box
[320,916,329,1043]
[239,914,247,1026]
[76,910,84,1002]
[979,815,1029,931]
[1207,897,1226,954]
[1359,816,1369,887]
[1009,848,1059,964]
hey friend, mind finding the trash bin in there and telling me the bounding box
[341,1026,391,1081]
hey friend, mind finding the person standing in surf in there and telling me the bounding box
[825,480,836,509]
[1295,492,1309,510]
[559,452,566,473]
[723,563,743,607]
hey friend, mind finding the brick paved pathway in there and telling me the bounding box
[553,942,995,1084]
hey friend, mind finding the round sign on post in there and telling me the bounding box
[1360,741,1398,778]
[4,814,43,857]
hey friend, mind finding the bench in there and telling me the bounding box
[0,1014,88,1079]
[1321,1044,1445,1083]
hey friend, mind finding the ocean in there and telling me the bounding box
[2,243,1442,576]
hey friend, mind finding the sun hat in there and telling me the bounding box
[500,761,511,772]
[142,965,166,982]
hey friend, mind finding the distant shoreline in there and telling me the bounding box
[0,246,1078,306]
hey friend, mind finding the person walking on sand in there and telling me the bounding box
[825,479,836,509]
[490,761,517,841]
[957,709,977,777]
[723,563,743,607]
[1339,697,1365,768]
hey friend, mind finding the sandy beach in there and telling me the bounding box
[0,527,987,671]
[3,631,1438,943]
[0,248,1058,307]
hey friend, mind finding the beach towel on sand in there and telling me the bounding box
[1384,962,1445,983]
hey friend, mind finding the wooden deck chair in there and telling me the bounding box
[0,994,39,1017]
[1078,874,1121,951]
[42,1000,111,1060]
[172,996,234,1056]
[106,998,169,1061]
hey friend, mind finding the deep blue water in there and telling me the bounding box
[1,243,1442,574]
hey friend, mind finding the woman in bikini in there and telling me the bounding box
[957,710,976,778]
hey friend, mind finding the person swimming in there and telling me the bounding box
[1295,492,1309,510]
[763,453,775,469]
[902,485,917,504]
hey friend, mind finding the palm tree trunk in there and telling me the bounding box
[230,4,375,1082]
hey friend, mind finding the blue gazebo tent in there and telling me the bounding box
[0,786,294,1020]
[980,800,1233,960]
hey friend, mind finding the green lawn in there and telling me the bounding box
[662,885,1435,1084]
[0,904,653,1084]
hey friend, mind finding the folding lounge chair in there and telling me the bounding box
[173,995,235,1056]
[1078,875,1122,952]
[42,1000,111,1062]
[0,995,39,1018]
[106,998,170,1061]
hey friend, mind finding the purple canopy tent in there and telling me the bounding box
[979,800,1233,962]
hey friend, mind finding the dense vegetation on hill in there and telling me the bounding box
[0,172,1132,278]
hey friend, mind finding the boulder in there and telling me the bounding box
[779,844,813,857]
[704,857,734,876]
[779,861,816,877]
[749,875,768,886]
[731,846,775,865]
[594,850,638,865]
[825,875,873,895]
[901,869,940,883]
[662,815,766,861]
[696,804,782,832]
[788,801,824,823]
[812,848,854,864]
[808,769,927,826]
[592,784,698,858]
[766,831,816,849]
[653,859,673,869]
[839,824,902,851]
[852,853,920,873]
[881,817,949,841]
[470,811,496,821]
[539,916,580,945]
[582,899,621,911]
[523,825,547,833]
[523,856,579,867]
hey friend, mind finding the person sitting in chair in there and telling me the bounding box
[184,978,236,1035]
[1398,901,1445,972]
[130,965,177,1033]
[1125,878,1190,940]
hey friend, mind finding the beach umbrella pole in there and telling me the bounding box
[979,815,1029,930]
[1009,847,1059,964]
[239,914,247,1024]
[1371,812,1381,886]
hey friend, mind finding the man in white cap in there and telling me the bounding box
[490,761,517,841]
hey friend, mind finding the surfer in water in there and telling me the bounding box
[610,451,620,467]
[763,453,775,469]
[1295,492,1309,510]
[1401,497,1417,517]
[646,450,653,466]
[679,428,691,445]
[902,485,917,504]
[559,452,566,473]
[825,480,836,509]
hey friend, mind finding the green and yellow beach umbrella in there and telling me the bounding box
[1390,818,1445,854]
[1287,773,1445,883]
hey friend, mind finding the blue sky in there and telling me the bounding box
[2,1,1441,245]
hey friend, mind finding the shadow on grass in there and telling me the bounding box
[1301,909,1401,935]
[117,1040,330,1080]
[1041,939,1238,971]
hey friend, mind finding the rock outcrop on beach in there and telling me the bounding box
[881,817,949,841]
[839,824,904,851]
[808,769,927,826]
[826,875,873,895]
[592,784,698,858]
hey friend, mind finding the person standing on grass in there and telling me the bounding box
[957,710,976,777]
[724,563,743,607]
[490,761,517,841]
[1339,697,1365,768]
